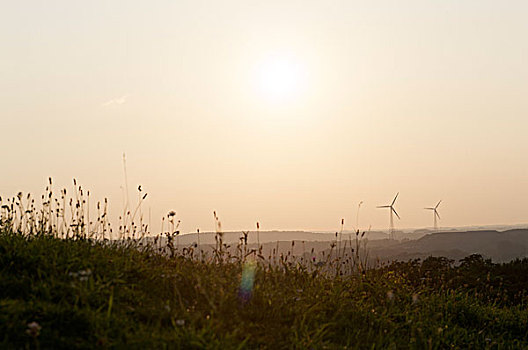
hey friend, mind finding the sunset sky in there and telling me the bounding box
[1,1,527,233]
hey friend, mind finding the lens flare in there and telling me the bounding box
[239,260,256,303]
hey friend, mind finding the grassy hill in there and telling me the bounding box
[1,229,528,349]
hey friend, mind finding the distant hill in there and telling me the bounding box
[371,229,528,263]
[174,230,335,245]
[159,229,528,263]
[171,229,427,245]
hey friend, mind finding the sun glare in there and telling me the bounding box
[254,54,306,103]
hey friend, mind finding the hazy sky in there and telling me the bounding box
[1,1,527,233]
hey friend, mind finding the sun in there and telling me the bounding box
[254,54,306,103]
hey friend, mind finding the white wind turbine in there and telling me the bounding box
[377,193,400,239]
[424,200,442,230]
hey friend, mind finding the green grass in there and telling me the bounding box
[1,229,528,349]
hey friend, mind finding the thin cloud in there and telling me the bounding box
[102,95,128,107]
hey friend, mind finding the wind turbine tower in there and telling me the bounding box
[425,200,442,230]
[377,193,401,239]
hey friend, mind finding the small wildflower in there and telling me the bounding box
[69,269,92,281]
[412,293,419,304]
[175,319,185,326]
[386,290,394,300]
[26,322,41,337]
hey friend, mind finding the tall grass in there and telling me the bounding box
[0,180,375,276]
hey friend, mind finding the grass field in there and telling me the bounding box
[1,227,528,349]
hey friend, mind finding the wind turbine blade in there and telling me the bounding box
[435,200,442,209]
[392,207,401,220]
[391,192,399,206]
[424,207,434,210]
[377,205,390,208]
[435,210,441,220]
